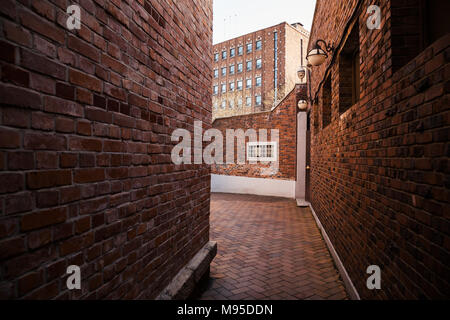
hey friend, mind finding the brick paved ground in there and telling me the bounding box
[197,193,349,300]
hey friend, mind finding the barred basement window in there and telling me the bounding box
[247,142,277,162]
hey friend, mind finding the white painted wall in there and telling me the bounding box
[211,174,296,198]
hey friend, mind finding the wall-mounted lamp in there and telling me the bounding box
[297,67,306,81]
[297,100,308,111]
[306,39,334,67]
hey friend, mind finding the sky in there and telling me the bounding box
[213,0,317,44]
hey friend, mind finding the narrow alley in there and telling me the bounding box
[198,193,348,300]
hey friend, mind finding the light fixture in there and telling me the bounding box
[297,100,308,111]
[297,67,306,81]
[306,39,334,66]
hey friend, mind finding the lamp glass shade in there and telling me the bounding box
[297,68,306,80]
[297,100,308,111]
[307,48,327,66]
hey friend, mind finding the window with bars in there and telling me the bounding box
[247,142,277,162]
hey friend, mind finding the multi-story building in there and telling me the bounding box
[212,22,310,119]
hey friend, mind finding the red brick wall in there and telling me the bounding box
[309,0,449,299]
[211,84,305,180]
[0,0,212,299]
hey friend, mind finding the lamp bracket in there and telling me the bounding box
[315,39,334,53]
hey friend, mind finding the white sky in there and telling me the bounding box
[213,0,317,44]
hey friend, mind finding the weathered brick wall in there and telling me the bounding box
[0,0,212,299]
[309,0,449,299]
[211,84,305,180]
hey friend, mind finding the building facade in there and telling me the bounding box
[308,0,449,299]
[0,0,214,299]
[211,84,306,199]
[212,22,309,120]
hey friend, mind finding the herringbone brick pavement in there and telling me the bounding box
[197,193,349,300]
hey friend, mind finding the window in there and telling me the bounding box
[229,82,235,92]
[229,100,234,109]
[214,53,219,62]
[238,46,243,55]
[214,69,218,78]
[247,142,277,162]
[256,58,262,69]
[246,43,252,53]
[238,98,242,108]
[255,95,262,106]
[322,74,331,128]
[229,65,235,75]
[256,40,262,50]
[246,61,252,71]
[230,48,235,58]
[213,85,218,95]
[391,0,450,72]
[256,76,262,87]
[237,80,243,90]
[221,84,226,93]
[237,63,243,73]
[339,22,359,114]
[222,51,227,60]
[213,102,218,109]
[246,79,252,89]
[221,67,226,77]
[221,100,226,109]
[246,96,252,106]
